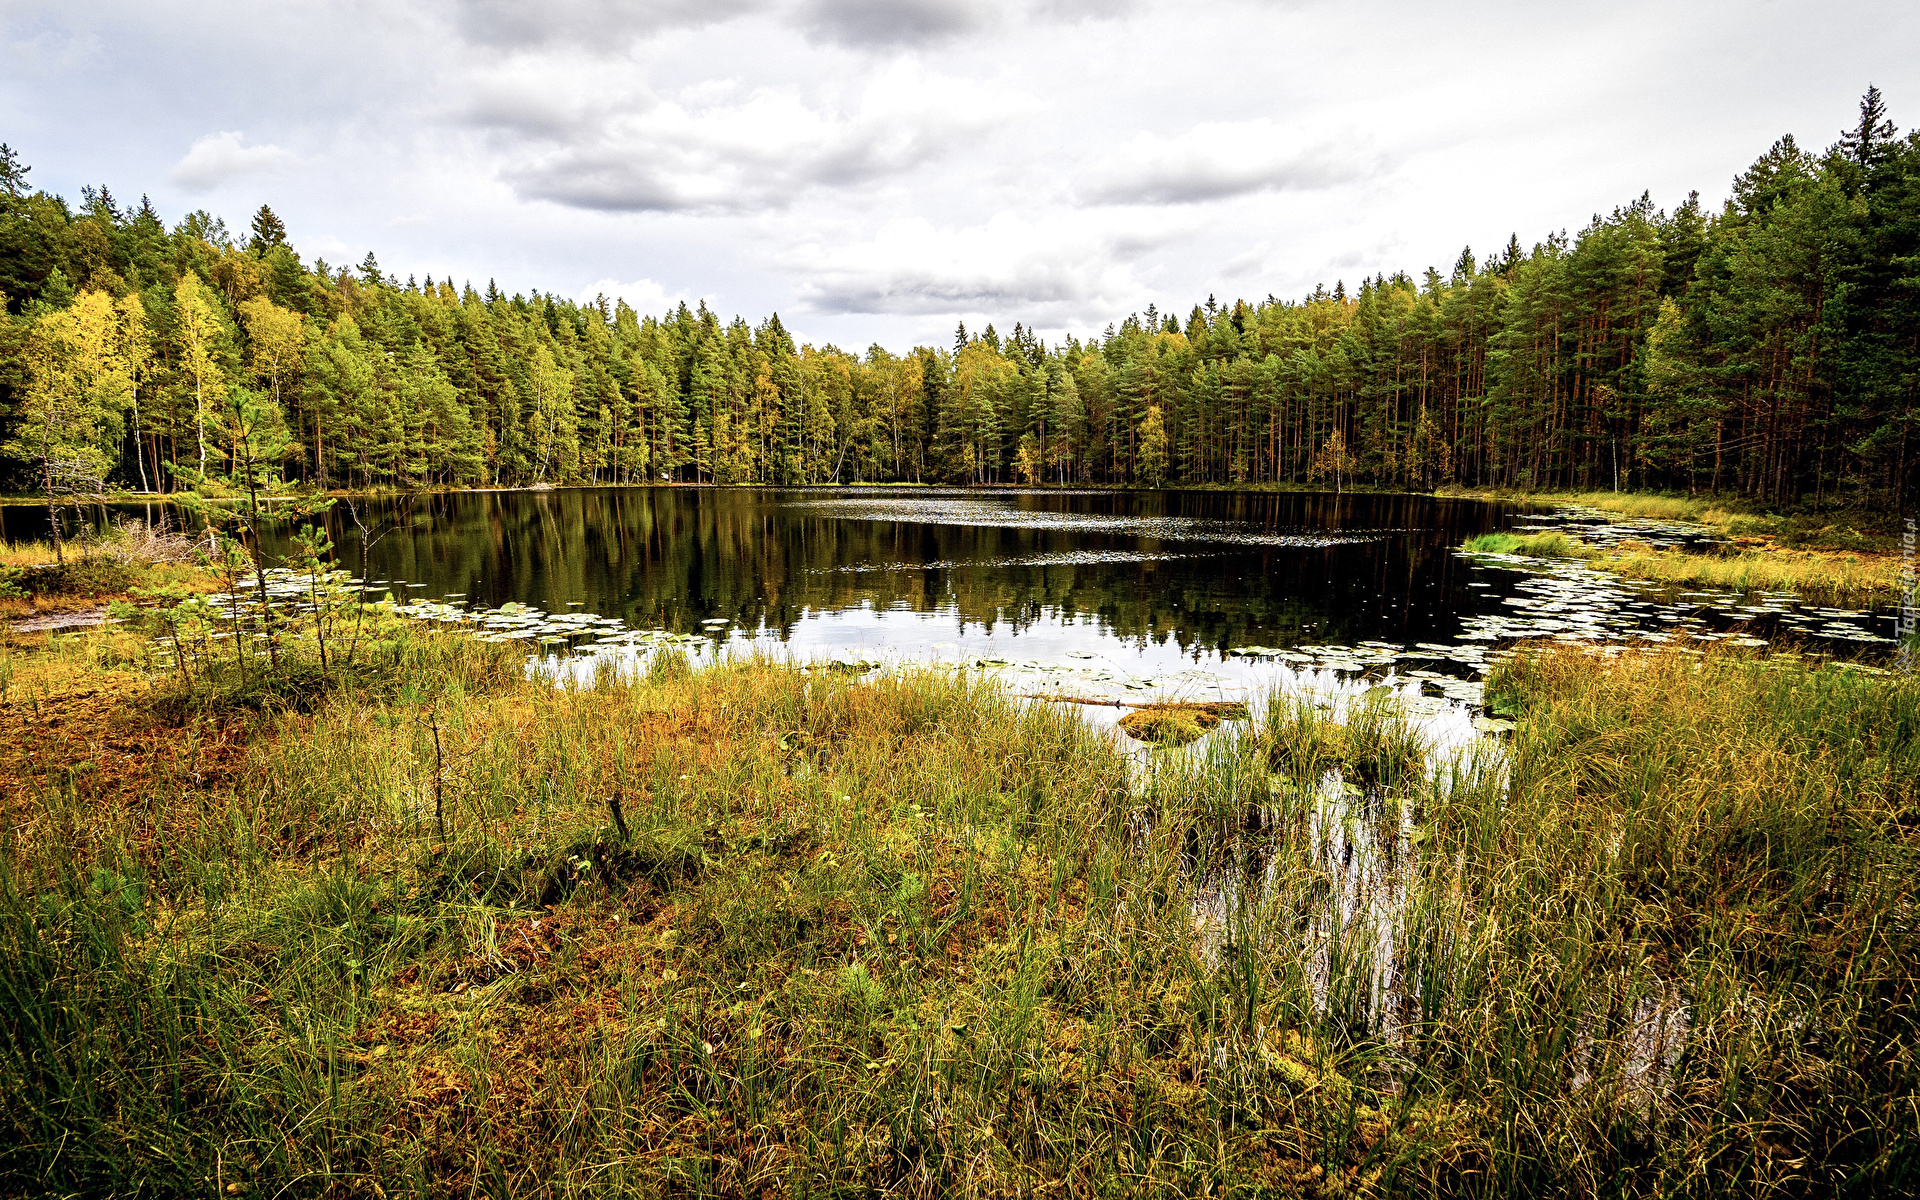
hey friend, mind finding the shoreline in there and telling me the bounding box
[3,481,1909,525]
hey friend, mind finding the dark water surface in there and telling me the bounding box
[257,487,1516,656]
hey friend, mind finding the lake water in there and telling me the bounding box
[267,487,1510,656]
[3,487,1900,716]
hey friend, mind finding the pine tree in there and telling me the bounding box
[302,315,375,487]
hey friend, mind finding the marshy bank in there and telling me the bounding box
[2,519,218,623]
[1463,526,1906,605]
[0,612,1915,1196]
[1446,488,1910,604]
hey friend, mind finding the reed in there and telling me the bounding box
[0,628,1913,1196]
[0,539,58,568]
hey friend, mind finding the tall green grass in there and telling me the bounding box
[1462,528,1902,600]
[0,635,1914,1195]
[1463,530,1588,558]
[1592,543,1901,599]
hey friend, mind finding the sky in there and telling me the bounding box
[4,0,1917,352]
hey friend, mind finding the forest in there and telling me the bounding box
[2,89,1916,510]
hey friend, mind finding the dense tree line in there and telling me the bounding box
[2,89,1916,509]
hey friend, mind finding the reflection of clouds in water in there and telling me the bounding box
[820,550,1189,572]
[794,497,1391,547]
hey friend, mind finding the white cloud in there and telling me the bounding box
[1082,119,1373,205]
[169,130,297,191]
[576,276,699,313]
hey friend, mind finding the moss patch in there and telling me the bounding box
[1116,700,1250,746]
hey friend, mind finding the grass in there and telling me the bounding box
[1463,528,1907,602]
[1261,689,1430,788]
[1462,531,1588,558]
[0,618,1915,1196]
[1587,543,1903,599]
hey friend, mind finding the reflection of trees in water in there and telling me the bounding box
[255,488,1509,649]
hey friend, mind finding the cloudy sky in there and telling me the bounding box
[4,0,1915,350]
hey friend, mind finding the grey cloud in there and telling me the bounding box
[508,154,690,212]
[795,0,995,48]
[1087,143,1370,206]
[798,247,1150,318]
[459,84,603,139]
[506,124,961,213]
[804,269,1085,314]
[789,210,1179,319]
[480,61,999,214]
[1030,0,1144,19]
[451,0,765,50]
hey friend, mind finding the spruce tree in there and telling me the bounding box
[1840,84,1898,168]
[0,143,28,196]
[248,205,289,252]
